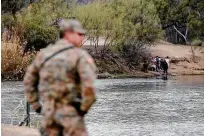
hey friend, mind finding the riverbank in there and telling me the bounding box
[2,40,204,81]
[88,40,204,79]
[151,40,204,76]
[2,124,39,136]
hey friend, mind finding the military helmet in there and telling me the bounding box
[59,19,86,34]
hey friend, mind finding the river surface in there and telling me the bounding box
[1,76,204,136]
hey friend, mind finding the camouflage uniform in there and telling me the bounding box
[24,37,97,135]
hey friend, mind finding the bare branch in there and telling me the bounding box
[82,37,90,46]
[173,25,187,42]
[196,11,201,18]
[185,28,188,37]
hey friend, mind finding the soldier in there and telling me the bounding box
[24,19,97,136]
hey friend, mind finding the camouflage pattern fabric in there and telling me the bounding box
[24,39,97,136]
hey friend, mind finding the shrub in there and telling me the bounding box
[2,35,35,80]
[192,39,203,46]
[74,0,161,54]
[120,39,151,69]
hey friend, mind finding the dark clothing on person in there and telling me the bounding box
[160,59,168,79]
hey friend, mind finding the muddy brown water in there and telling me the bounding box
[1,76,204,136]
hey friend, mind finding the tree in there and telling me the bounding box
[74,0,161,68]
[74,0,161,53]
[74,1,115,53]
[153,0,204,44]
[15,0,72,53]
[2,0,31,20]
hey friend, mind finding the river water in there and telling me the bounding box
[1,76,204,136]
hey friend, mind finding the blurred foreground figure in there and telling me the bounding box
[24,19,97,136]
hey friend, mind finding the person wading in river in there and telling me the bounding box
[24,19,97,136]
[160,58,168,80]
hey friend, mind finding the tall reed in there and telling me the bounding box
[2,33,35,80]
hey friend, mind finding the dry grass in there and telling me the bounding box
[1,34,36,80]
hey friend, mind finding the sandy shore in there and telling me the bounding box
[1,124,40,136]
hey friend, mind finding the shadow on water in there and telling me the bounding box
[1,76,204,136]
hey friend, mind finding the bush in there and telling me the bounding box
[109,0,161,47]
[74,0,161,54]
[120,39,151,69]
[192,39,203,46]
[2,0,161,53]
[2,39,35,80]
[2,0,72,53]
[1,0,161,79]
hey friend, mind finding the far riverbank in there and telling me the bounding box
[2,40,204,81]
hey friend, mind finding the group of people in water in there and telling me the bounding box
[150,56,170,79]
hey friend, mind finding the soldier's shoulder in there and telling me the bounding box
[79,49,95,66]
[75,48,89,55]
[39,42,58,55]
[71,48,88,56]
[39,42,53,51]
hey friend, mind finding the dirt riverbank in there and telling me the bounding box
[84,40,204,78]
[151,40,204,76]
[2,40,204,81]
[1,124,39,136]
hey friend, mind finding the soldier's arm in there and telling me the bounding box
[77,51,97,112]
[23,53,42,111]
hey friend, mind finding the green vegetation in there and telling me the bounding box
[2,0,204,47]
[1,0,204,80]
[153,0,204,44]
[2,0,30,19]
[2,0,161,51]
[75,0,161,52]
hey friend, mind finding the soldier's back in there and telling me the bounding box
[37,39,88,102]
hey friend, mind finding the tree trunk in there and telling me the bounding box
[12,10,17,21]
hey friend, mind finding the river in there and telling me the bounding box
[1,76,204,136]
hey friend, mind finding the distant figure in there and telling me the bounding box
[160,58,168,80]
[165,56,170,68]
[155,56,160,72]
[143,59,149,72]
[150,57,156,71]
[158,57,161,70]
[24,19,97,136]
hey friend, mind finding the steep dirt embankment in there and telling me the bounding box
[151,40,204,76]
